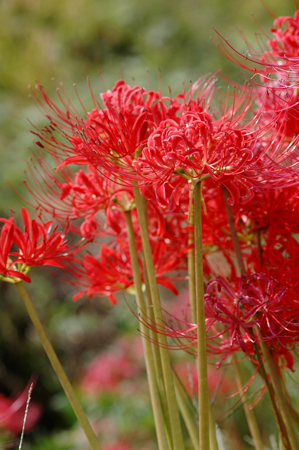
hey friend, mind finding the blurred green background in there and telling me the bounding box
[0,1,297,449]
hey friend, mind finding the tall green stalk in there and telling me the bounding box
[208,403,219,450]
[253,340,291,450]
[143,265,172,443]
[140,196,168,405]
[124,210,169,450]
[280,434,286,450]
[190,181,218,450]
[133,186,185,450]
[140,194,172,443]
[259,340,299,450]
[15,281,102,450]
[173,374,199,450]
[188,181,197,324]
[194,181,210,450]
[233,356,264,450]
[140,196,173,448]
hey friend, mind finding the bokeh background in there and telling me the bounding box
[0,1,297,449]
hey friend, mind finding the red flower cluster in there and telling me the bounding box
[22,60,299,305]
[30,74,299,211]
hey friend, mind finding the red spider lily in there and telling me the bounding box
[61,77,219,179]
[29,76,217,184]
[30,79,180,179]
[265,11,299,61]
[238,184,299,283]
[69,236,187,304]
[205,274,299,369]
[68,242,183,305]
[212,26,299,77]
[12,208,83,267]
[134,85,299,208]
[141,180,238,279]
[0,208,84,283]
[205,277,259,354]
[139,174,189,212]
[131,297,245,362]
[69,246,134,305]
[229,185,299,279]
[0,385,41,434]
[66,202,189,304]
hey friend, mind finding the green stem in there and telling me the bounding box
[140,196,173,449]
[188,181,196,324]
[173,374,199,450]
[280,434,285,450]
[208,403,219,450]
[191,181,218,450]
[253,340,291,450]
[124,211,169,450]
[133,186,185,450]
[15,281,102,450]
[259,340,299,450]
[194,181,210,450]
[140,195,172,444]
[143,265,172,446]
[233,356,264,450]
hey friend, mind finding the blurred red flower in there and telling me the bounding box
[0,207,84,283]
[0,387,41,435]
